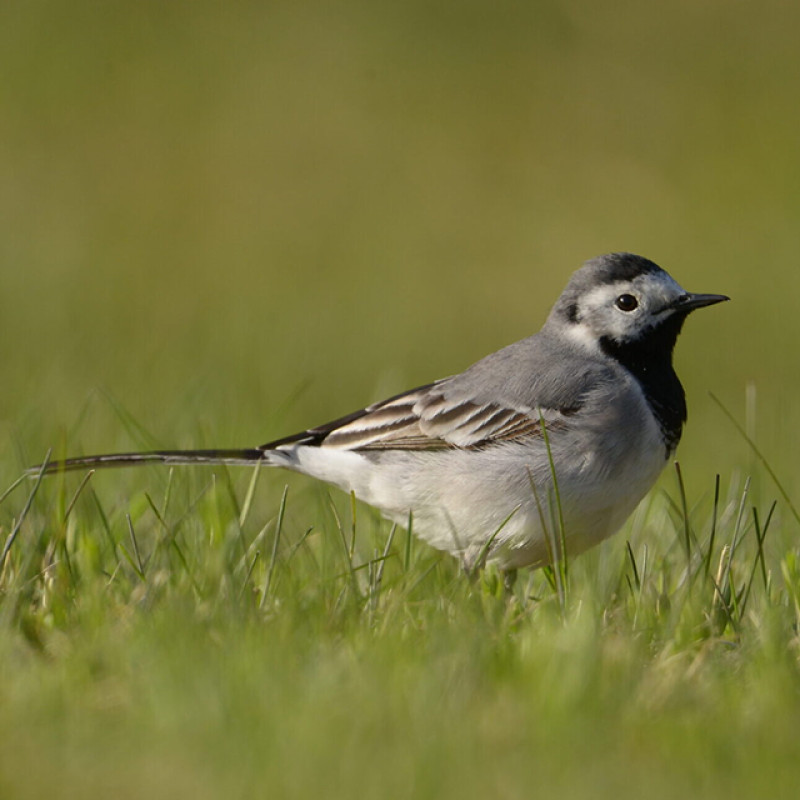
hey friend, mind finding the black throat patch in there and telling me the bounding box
[599,315,688,455]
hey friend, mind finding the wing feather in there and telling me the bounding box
[262,380,579,453]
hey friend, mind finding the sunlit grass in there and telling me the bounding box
[2,429,800,798]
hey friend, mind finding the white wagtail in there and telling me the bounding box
[37,253,728,570]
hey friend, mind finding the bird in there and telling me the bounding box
[35,253,728,571]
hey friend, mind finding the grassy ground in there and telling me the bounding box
[3,1,800,797]
[3,465,800,799]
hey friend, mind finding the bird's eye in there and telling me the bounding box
[615,294,639,312]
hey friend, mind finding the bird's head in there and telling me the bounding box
[549,252,728,358]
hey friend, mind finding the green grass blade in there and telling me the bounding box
[1,450,51,568]
[711,392,800,527]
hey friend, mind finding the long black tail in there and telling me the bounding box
[32,448,267,475]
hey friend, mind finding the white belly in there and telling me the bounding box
[271,380,669,570]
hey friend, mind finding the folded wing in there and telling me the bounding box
[260,381,577,453]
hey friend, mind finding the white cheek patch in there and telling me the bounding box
[576,272,689,344]
[563,320,603,353]
[578,283,639,342]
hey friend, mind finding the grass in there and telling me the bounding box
[2,440,800,799]
[3,0,800,797]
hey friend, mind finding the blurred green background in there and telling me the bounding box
[3,0,798,490]
[3,3,800,799]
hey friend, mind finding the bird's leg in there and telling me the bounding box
[502,568,518,595]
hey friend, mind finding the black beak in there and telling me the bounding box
[672,292,730,312]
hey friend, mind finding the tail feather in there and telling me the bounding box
[31,448,267,475]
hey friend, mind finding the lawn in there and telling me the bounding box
[2,2,800,798]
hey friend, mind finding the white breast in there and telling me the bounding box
[268,374,669,571]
